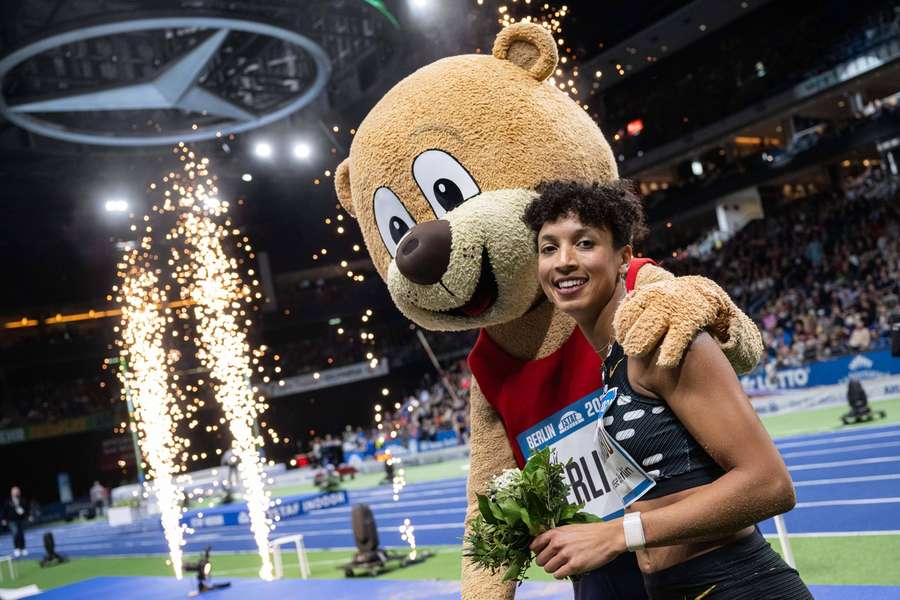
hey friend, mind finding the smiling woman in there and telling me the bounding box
[525,180,647,348]
[523,181,812,600]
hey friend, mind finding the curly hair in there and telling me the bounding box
[522,180,648,248]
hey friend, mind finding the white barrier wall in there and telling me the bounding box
[750,375,900,416]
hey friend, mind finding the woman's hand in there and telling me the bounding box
[530,521,626,579]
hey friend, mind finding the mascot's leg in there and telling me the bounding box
[461,378,517,600]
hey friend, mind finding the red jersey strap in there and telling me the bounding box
[626,257,656,292]
[466,258,656,467]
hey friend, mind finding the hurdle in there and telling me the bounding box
[0,554,16,582]
[773,514,796,568]
[270,534,311,579]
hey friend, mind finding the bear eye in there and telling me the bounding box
[373,186,417,258]
[412,149,480,218]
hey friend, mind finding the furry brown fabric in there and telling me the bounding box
[492,22,558,81]
[332,21,764,599]
[614,274,764,372]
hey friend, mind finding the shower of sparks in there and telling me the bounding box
[116,265,187,578]
[174,146,275,580]
[390,455,406,502]
[390,455,416,558]
[115,141,277,581]
[387,452,416,559]
[399,518,418,561]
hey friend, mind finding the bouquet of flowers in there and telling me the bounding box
[463,448,600,583]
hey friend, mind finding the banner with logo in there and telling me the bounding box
[0,412,116,446]
[181,490,348,529]
[751,375,900,416]
[264,359,389,398]
[741,351,900,395]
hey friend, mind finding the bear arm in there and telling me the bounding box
[713,295,765,375]
[461,377,517,600]
[631,263,763,374]
[632,262,675,287]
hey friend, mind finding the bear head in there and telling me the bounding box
[336,22,618,331]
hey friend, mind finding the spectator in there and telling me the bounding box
[90,481,107,516]
[848,315,872,352]
[2,486,30,557]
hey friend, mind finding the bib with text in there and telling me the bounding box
[516,386,655,520]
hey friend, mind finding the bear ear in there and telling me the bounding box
[334,158,356,218]
[492,22,558,82]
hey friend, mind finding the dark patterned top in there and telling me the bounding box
[601,343,723,500]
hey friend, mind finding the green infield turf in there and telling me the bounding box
[760,397,900,439]
[270,457,471,497]
[4,535,899,592]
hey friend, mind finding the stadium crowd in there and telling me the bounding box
[308,358,472,464]
[664,169,899,369]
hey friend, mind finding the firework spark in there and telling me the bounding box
[385,452,416,559]
[117,266,186,578]
[116,143,275,580]
[176,150,275,580]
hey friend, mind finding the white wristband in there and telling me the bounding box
[623,512,646,551]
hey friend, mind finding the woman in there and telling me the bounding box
[522,180,812,599]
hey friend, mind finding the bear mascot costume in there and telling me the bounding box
[334,22,763,599]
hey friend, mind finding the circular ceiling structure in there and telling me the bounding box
[0,16,332,146]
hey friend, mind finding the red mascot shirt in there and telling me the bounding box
[467,258,655,467]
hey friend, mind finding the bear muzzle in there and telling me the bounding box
[396,219,452,285]
[396,220,498,317]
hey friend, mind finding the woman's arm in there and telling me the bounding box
[531,332,794,578]
[635,332,795,547]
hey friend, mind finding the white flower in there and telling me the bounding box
[488,468,523,497]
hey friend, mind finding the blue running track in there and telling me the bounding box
[3,424,900,599]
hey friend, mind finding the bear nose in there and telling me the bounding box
[395,220,452,285]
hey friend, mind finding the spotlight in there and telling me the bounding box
[40,532,68,568]
[105,199,129,212]
[254,142,273,159]
[184,546,230,595]
[410,0,429,8]
[341,504,432,576]
[690,160,704,176]
[241,173,253,183]
[292,142,311,160]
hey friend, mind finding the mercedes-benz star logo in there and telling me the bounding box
[0,17,331,146]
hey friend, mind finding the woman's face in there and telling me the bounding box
[537,213,630,321]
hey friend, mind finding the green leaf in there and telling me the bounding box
[570,511,603,524]
[476,494,498,525]
[498,498,524,526]
[489,499,509,524]
[519,507,539,535]
[502,555,525,582]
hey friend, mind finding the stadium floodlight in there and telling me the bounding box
[241,173,253,182]
[292,142,312,160]
[254,141,273,159]
[105,198,129,212]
